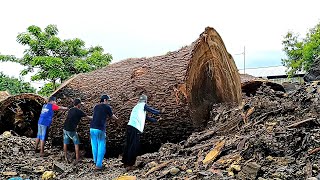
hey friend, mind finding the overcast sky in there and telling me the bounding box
[0,0,320,88]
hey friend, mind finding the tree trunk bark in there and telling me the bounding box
[50,27,242,157]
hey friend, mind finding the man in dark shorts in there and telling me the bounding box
[35,96,67,157]
[63,98,92,163]
[90,94,118,170]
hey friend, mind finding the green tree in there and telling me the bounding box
[282,22,320,76]
[0,72,36,95]
[37,82,60,97]
[1,24,112,93]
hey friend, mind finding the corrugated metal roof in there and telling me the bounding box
[239,66,305,77]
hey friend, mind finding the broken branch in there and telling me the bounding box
[308,147,320,155]
[143,160,173,177]
[286,118,316,128]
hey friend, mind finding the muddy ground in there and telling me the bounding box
[2,82,320,179]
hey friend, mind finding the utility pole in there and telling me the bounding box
[235,46,246,74]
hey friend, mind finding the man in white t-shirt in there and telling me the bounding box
[122,94,162,170]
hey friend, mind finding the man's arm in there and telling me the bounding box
[106,105,118,120]
[58,106,68,111]
[86,116,93,120]
[146,116,157,123]
[111,114,119,120]
[80,110,92,120]
[52,104,68,111]
[144,104,160,115]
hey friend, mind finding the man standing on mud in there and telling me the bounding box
[35,96,67,157]
[122,94,162,170]
[63,98,92,163]
[90,94,118,170]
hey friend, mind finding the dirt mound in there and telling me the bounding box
[128,82,320,179]
[304,58,320,82]
[2,82,320,179]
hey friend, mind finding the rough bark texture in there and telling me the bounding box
[0,94,46,137]
[304,58,320,82]
[51,27,242,156]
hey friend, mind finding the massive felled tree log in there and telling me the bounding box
[51,27,242,157]
[0,94,46,137]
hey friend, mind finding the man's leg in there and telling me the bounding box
[71,131,81,163]
[131,128,140,166]
[63,144,68,161]
[126,127,140,170]
[122,125,132,166]
[96,130,106,169]
[35,124,41,152]
[40,140,45,156]
[63,130,70,162]
[37,124,47,156]
[75,144,80,162]
[45,126,50,141]
[90,129,98,164]
[35,138,40,152]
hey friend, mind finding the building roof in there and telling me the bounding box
[239,66,305,78]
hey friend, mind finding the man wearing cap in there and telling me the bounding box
[122,94,162,170]
[90,94,118,170]
[35,96,68,157]
[63,98,92,163]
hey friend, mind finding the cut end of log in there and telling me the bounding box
[187,27,241,126]
[0,91,10,101]
[0,93,46,137]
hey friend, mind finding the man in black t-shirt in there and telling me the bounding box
[63,98,92,163]
[90,94,118,170]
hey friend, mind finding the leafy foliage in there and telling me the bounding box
[0,72,36,95]
[282,22,320,76]
[1,24,112,94]
[37,82,59,97]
